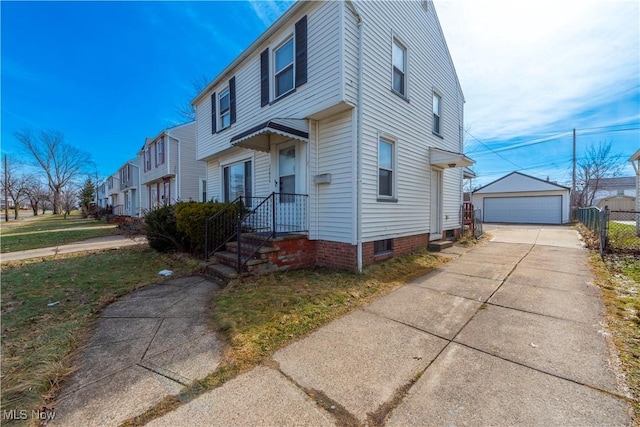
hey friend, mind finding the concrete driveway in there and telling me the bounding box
[147,224,634,426]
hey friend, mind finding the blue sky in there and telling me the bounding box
[2,0,639,188]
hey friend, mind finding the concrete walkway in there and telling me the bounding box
[50,225,634,426]
[0,235,147,263]
[50,277,223,427]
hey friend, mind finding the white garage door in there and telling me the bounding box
[483,196,562,224]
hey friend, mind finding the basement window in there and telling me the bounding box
[374,239,393,255]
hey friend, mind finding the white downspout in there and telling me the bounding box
[347,0,364,273]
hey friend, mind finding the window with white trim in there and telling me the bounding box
[378,138,394,197]
[223,160,253,206]
[219,88,230,129]
[433,93,442,134]
[274,37,294,98]
[145,147,151,171]
[156,139,165,166]
[392,39,407,96]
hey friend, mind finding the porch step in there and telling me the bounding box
[204,262,239,283]
[428,240,454,252]
[226,241,279,257]
[213,250,268,268]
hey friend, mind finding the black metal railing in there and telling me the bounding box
[204,197,242,261]
[205,193,309,272]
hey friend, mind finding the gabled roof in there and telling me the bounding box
[473,171,570,194]
[589,177,636,191]
[629,148,640,162]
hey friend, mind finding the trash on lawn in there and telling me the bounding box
[47,301,60,307]
[158,269,173,277]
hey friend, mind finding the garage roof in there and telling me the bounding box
[473,171,570,194]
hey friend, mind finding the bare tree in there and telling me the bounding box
[15,129,93,214]
[61,184,79,219]
[575,140,624,207]
[1,159,29,220]
[23,175,49,216]
[175,74,211,122]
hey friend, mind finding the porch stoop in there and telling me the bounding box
[428,239,454,252]
[206,234,314,282]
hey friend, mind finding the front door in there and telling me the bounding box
[430,168,443,240]
[275,143,298,232]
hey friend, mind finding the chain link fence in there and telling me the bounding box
[578,207,640,254]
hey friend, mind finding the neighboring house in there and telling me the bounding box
[596,195,635,211]
[630,149,640,224]
[106,173,121,214]
[192,0,472,272]
[591,176,636,205]
[472,172,571,224]
[118,158,141,217]
[139,121,207,211]
[96,182,107,209]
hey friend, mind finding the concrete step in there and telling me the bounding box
[429,240,454,252]
[226,241,278,257]
[213,250,267,268]
[204,262,239,283]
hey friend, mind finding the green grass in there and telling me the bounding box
[1,212,106,234]
[608,222,640,251]
[0,247,202,426]
[0,213,117,253]
[122,249,447,426]
[1,228,117,253]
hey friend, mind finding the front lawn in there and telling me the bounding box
[122,249,448,425]
[0,248,202,425]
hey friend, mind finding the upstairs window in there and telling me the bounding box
[378,138,394,197]
[156,139,165,166]
[145,147,151,171]
[219,88,231,129]
[211,77,236,133]
[433,93,442,134]
[392,39,407,96]
[274,38,294,98]
[260,15,307,106]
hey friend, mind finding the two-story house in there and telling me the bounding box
[106,173,121,214]
[193,0,472,272]
[118,158,141,217]
[139,121,207,210]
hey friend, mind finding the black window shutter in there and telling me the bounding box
[229,77,236,125]
[260,49,269,106]
[211,92,217,134]
[295,15,308,88]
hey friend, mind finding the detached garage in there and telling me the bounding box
[472,172,570,224]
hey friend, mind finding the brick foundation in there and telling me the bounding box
[316,240,358,272]
[268,237,317,271]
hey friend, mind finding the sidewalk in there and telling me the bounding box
[149,226,633,426]
[0,235,147,263]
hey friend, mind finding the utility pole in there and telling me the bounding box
[4,155,9,222]
[572,128,576,210]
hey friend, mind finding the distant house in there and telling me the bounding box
[106,173,121,214]
[139,121,206,211]
[472,172,570,224]
[591,176,636,205]
[630,149,640,219]
[192,0,472,271]
[118,158,141,217]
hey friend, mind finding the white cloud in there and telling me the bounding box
[248,0,294,27]
[437,0,640,140]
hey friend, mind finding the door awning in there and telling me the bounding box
[230,119,309,152]
[430,147,474,169]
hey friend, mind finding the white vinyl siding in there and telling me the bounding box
[310,111,354,243]
[357,0,464,241]
[196,1,344,162]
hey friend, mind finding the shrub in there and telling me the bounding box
[144,204,184,253]
[175,201,240,255]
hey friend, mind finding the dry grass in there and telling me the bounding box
[584,248,640,421]
[121,249,447,426]
[0,247,202,426]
